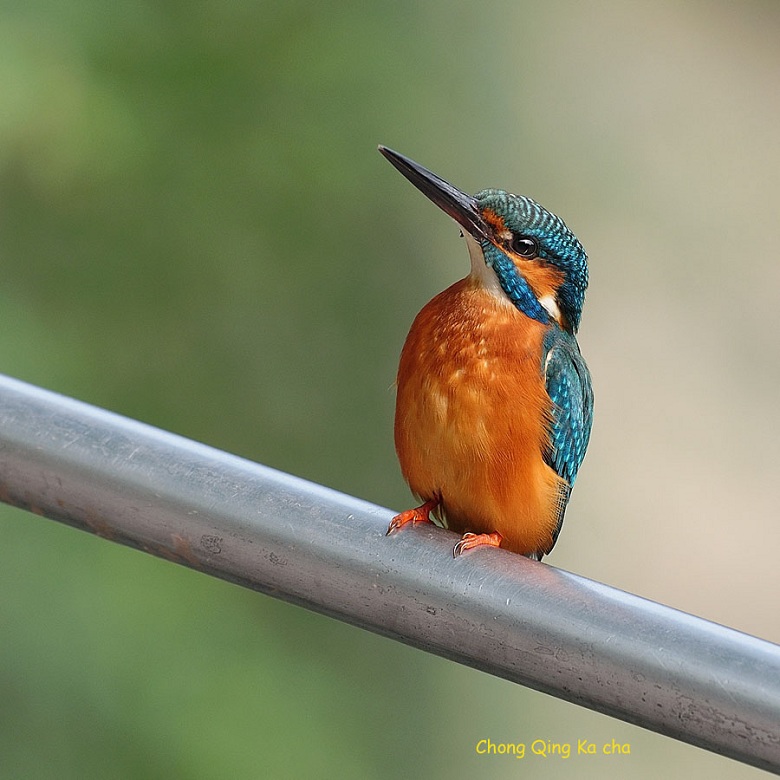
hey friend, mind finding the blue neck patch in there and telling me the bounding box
[481,242,550,324]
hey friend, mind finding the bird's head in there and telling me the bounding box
[379,146,588,333]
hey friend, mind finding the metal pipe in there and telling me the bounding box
[0,373,777,773]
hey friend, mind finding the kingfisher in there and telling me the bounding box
[380,146,593,560]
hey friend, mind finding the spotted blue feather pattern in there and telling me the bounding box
[541,327,594,545]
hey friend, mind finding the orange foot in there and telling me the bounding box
[453,531,503,558]
[386,498,439,536]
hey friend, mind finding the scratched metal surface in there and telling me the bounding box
[0,373,777,774]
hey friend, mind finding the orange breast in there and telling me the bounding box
[395,276,566,556]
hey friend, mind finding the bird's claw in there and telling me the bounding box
[386,498,438,536]
[453,531,503,557]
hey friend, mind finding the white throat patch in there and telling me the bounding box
[463,233,508,302]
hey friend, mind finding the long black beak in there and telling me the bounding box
[378,146,490,243]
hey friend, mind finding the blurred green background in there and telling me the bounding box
[1,1,778,778]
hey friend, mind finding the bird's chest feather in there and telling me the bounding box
[395,278,552,479]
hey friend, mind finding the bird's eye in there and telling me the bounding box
[511,236,538,258]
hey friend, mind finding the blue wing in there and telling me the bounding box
[542,327,594,548]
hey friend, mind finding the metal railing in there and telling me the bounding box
[0,373,777,773]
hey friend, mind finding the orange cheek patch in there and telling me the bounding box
[515,259,564,300]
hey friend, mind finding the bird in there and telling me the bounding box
[379,145,593,560]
